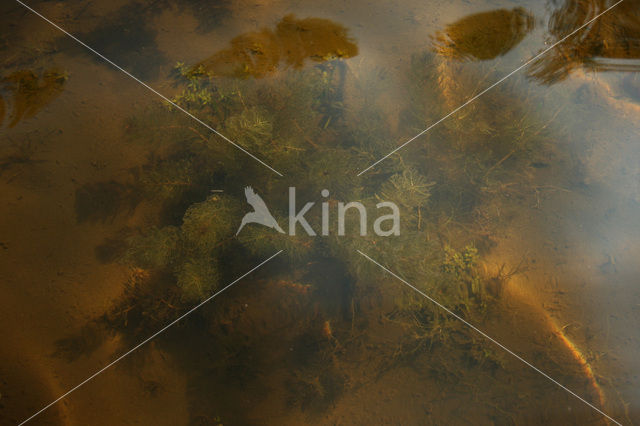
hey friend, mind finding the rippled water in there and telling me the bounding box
[1,0,639,425]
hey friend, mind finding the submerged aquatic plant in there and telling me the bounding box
[58,25,561,421]
[109,46,549,344]
[378,167,435,213]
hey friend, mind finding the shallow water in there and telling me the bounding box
[1,0,639,425]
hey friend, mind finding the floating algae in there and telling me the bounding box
[188,14,358,79]
[0,69,67,128]
[432,8,534,61]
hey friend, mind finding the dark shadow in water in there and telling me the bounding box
[0,69,66,128]
[0,138,44,177]
[52,254,354,423]
[167,0,231,34]
[432,8,535,60]
[285,366,347,414]
[528,0,640,84]
[74,181,141,224]
[53,322,109,363]
[95,232,132,264]
[189,14,358,78]
[59,2,168,80]
[55,0,235,78]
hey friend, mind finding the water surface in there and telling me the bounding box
[1,0,639,425]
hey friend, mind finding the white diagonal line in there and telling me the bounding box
[19,250,283,425]
[357,0,624,176]
[356,250,622,425]
[14,0,283,177]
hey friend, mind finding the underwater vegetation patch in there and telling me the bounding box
[54,15,581,420]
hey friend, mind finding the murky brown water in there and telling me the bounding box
[1,0,639,425]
